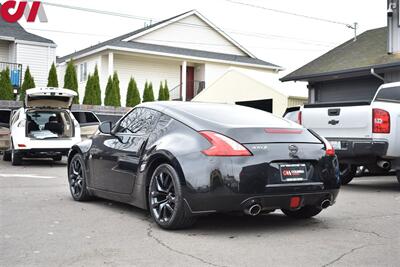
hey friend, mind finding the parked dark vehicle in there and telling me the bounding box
[67,102,340,229]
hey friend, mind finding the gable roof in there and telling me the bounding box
[0,15,55,44]
[281,27,400,82]
[57,10,281,70]
[122,10,256,58]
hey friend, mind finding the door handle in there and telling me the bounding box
[328,109,340,116]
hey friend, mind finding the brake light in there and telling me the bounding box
[297,111,302,125]
[373,109,390,133]
[321,136,335,156]
[18,144,26,148]
[199,131,252,156]
[265,128,303,134]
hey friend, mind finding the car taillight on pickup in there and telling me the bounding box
[297,111,302,125]
[373,108,390,134]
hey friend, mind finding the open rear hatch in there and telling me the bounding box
[25,87,77,109]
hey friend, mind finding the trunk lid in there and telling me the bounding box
[25,88,77,109]
[302,102,372,139]
[224,127,321,144]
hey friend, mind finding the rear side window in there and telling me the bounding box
[375,86,400,103]
[72,112,99,124]
[0,109,11,125]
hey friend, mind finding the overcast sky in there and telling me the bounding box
[17,0,387,96]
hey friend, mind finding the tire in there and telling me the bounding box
[148,164,196,230]
[68,153,91,201]
[3,150,11,161]
[53,155,62,162]
[339,163,357,185]
[282,205,323,219]
[396,171,400,185]
[11,146,22,166]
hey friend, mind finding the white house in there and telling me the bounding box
[0,16,56,89]
[192,68,307,116]
[57,10,283,106]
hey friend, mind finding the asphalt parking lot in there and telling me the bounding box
[0,158,399,267]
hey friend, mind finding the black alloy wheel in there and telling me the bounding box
[339,163,357,185]
[149,164,196,229]
[68,154,91,201]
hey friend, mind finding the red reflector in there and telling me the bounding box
[18,144,26,148]
[290,196,301,209]
[373,108,390,134]
[297,111,302,125]
[265,128,303,134]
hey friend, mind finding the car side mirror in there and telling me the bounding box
[98,121,113,134]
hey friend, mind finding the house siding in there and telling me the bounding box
[0,40,9,62]
[75,55,101,103]
[384,70,400,83]
[134,14,246,56]
[311,76,384,103]
[114,54,181,105]
[16,43,56,87]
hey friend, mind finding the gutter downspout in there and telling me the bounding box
[371,68,384,81]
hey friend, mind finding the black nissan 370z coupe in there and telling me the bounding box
[67,102,340,229]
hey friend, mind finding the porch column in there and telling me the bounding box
[181,61,187,101]
[108,52,114,77]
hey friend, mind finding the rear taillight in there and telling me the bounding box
[199,131,252,157]
[297,111,302,125]
[321,136,335,156]
[373,108,390,133]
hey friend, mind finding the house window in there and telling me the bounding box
[80,63,88,82]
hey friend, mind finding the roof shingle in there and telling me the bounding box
[0,15,55,44]
[281,27,400,81]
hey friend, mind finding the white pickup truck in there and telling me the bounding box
[284,82,400,185]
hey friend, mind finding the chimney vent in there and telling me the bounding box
[387,0,400,54]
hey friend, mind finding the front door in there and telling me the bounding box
[186,67,195,101]
[89,108,160,194]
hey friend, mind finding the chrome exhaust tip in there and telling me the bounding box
[321,199,331,209]
[377,160,391,170]
[244,204,262,216]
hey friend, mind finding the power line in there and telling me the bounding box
[224,0,352,27]
[25,28,327,52]
[25,28,111,37]
[36,0,337,47]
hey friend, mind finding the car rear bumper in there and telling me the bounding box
[184,189,339,214]
[14,148,69,158]
[327,138,388,160]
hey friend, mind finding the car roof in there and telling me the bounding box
[139,101,297,131]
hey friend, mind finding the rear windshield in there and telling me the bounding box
[177,103,296,128]
[27,110,73,139]
[375,86,400,103]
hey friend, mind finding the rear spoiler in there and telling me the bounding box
[304,101,371,108]
[283,106,300,117]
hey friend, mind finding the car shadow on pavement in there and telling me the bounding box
[345,177,399,193]
[83,198,328,234]
[17,158,68,167]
